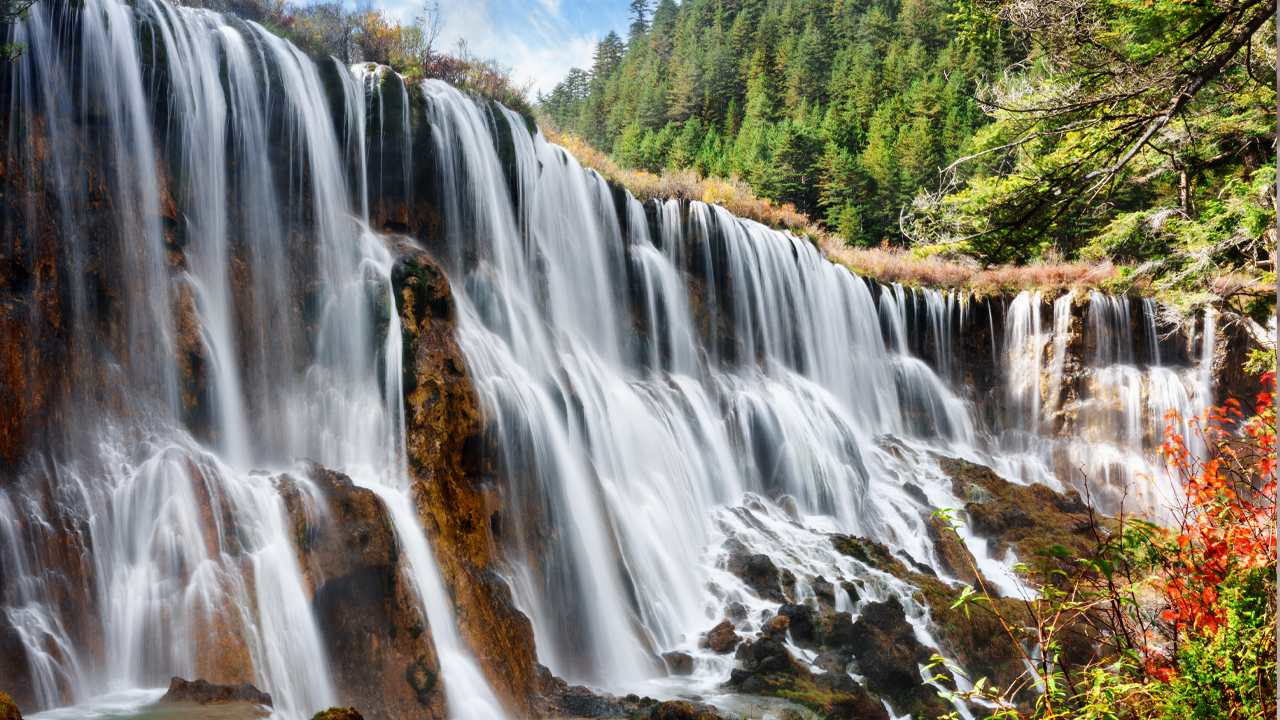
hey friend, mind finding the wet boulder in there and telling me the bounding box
[158,677,272,707]
[848,598,928,698]
[777,603,816,644]
[840,581,861,605]
[662,651,694,676]
[738,637,806,677]
[813,651,852,675]
[761,614,790,641]
[706,620,741,653]
[722,538,786,602]
[813,670,862,696]
[818,611,855,647]
[902,482,930,506]
[813,576,836,604]
[725,601,748,622]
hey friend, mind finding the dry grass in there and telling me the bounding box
[545,123,1121,295]
[821,242,1120,295]
[545,124,813,233]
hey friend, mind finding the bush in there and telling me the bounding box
[932,371,1276,720]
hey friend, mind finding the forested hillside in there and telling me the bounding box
[539,0,1006,245]
[542,0,1276,316]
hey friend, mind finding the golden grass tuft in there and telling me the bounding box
[543,122,1120,295]
[820,242,1119,295]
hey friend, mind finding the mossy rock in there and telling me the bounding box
[830,534,909,579]
[0,692,21,720]
[312,708,363,720]
[934,455,1101,564]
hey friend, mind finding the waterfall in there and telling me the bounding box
[0,0,1230,715]
[1,0,504,716]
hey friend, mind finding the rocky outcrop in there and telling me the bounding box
[847,599,927,698]
[158,677,272,707]
[391,244,537,716]
[728,631,887,720]
[924,514,979,586]
[277,463,447,720]
[938,455,1096,563]
[532,665,730,719]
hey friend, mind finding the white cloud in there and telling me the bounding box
[358,0,626,94]
[436,0,599,93]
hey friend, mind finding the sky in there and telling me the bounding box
[377,0,630,95]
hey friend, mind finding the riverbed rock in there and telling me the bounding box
[649,700,725,720]
[706,620,741,653]
[158,677,272,706]
[533,665,626,718]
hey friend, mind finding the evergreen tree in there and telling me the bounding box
[627,0,650,42]
[591,31,625,81]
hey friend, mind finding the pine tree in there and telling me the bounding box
[669,115,704,169]
[628,0,650,42]
[591,31,625,82]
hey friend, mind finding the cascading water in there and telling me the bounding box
[0,0,1234,716]
[1,1,506,717]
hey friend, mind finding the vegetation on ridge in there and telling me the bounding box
[541,0,1276,313]
[173,0,535,113]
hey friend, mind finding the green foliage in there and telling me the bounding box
[1159,568,1277,720]
[908,0,1276,278]
[540,0,1009,245]
[1,0,34,61]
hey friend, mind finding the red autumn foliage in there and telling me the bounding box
[1156,372,1276,636]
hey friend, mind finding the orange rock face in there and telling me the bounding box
[390,244,538,718]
